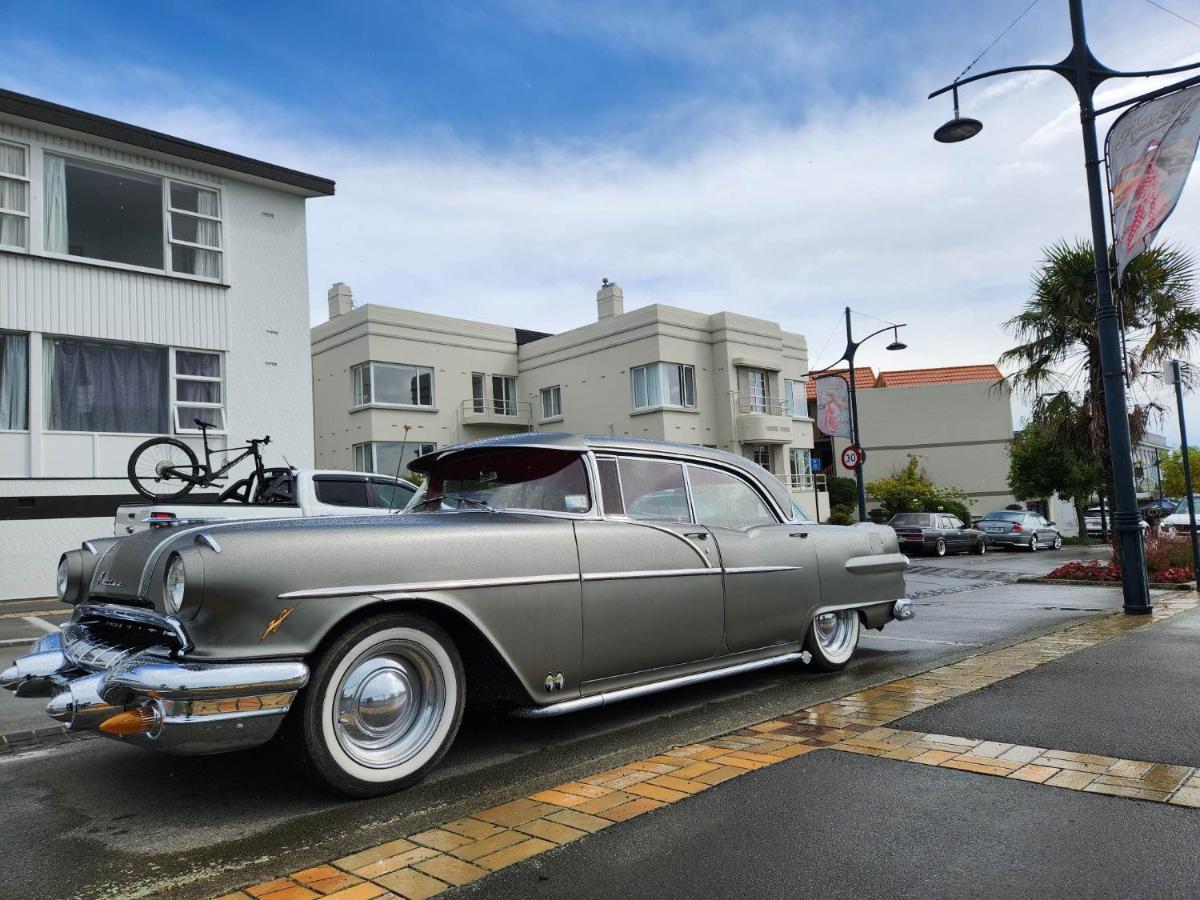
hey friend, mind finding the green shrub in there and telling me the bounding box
[827,476,857,510]
[827,505,855,526]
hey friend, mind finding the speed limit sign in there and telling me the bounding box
[840,444,864,470]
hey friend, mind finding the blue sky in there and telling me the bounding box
[5,0,1200,441]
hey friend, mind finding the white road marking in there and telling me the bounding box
[22,616,59,635]
[865,634,980,647]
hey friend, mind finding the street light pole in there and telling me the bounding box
[1169,360,1200,589]
[820,308,907,522]
[925,0,1200,614]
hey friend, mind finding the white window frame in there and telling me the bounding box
[783,379,806,417]
[0,140,30,251]
[631,362,697,410]
[354,440,437,474]
[471,372,486,413]
[38,149,226,284]
[166,180,223,281]
[172,348,225,434]
[540,385,562,420]
[352,361,436,409]
[492,374,517,416]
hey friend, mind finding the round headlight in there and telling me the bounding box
[164,554,186,614]
[56,558,69,601]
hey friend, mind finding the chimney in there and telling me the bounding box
[596,278,624,320]
[328,282,353,319]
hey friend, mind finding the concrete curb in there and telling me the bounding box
[1017,576,1197,590]
[0,725,94,756]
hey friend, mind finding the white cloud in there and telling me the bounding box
[6,3,1200,445]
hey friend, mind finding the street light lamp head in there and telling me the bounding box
[886,327,907,351]
[934,84,982,143]
[934,114,983,143]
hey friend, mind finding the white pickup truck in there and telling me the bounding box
[114,469,418,536]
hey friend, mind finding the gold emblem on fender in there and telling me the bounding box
[259,606,296,642]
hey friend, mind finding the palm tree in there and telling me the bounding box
[1001,239,1200,505]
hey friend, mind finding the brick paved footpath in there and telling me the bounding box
[221,593,1200,900]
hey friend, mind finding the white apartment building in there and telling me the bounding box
[0,90,333,598]
[311,281,829,518]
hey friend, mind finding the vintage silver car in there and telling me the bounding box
[2,434,912,796]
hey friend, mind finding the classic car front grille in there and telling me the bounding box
[62,606,187,672]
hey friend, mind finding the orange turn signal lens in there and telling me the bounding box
[99,706,160,735]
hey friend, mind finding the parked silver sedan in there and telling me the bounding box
[2,434,913,796]
[978,510,1063,551]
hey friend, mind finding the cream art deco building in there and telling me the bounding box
[311,281,829,519]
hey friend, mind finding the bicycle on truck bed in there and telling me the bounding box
[127,419,271,501]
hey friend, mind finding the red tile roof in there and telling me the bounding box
[874,364,1004,388]
[806,367,877,399]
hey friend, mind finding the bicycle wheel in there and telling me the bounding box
[128,438,202,501]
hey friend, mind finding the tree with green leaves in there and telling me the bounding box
[1161,447,1200,498]
[1008,396,1103,543]
[1000,240,1200,503]
[866,455,970,524]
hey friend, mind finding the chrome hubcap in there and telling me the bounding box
[334,640,445,769]
[814,610,857,659]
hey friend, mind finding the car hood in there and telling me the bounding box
[1162,513,1196,526]
[84,511,562,607]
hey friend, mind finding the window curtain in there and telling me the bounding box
[0,333,28,430]
[43,155,68,254]
[45,338,168,433]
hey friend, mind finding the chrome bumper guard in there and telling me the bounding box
[1,624,308,756]
[893,598,916,620]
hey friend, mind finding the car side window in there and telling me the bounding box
[370,478,415,509]
[313,476,370,507]
[687,465,777,529]
[938,516,952,529]
[948,516,965,529]
[617,458,692,523]
[596,457,624,515]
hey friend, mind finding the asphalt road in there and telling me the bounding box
[0,550,1130,899]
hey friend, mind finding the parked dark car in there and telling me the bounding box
[888,512,987,557]
[978,510,1062,551]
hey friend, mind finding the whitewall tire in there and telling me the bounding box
[285,612,464,797]
[805,609,861,672]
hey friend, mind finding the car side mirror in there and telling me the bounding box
[1048,521,1055,526]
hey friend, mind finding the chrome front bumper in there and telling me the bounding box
[1,626,308,756]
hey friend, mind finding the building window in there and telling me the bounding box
[783,379,805,417]
[353,441,436,475]
[492,375,517,415]
[168,182,222,279]
[789,447,812,476]
[631,362,696,410]
[0,142,29,250]
[744,369,770,413]
[174,350,224,433]
[44,336,169,434]
[0,332,28,429]
[352,362,434,407]
[749,444,772,471]
[471,372,486,413]
[42,153,224,280]
[541,385,562,420]
[45,154,163,269]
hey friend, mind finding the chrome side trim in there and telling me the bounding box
[280,572,581,601]
[581,568,719,582]
[844,552,909,575]
[83,541,99,555]
[512,649,813,719]
[196,533,222,553]
[619,520,713,566]
[723,565,805,575]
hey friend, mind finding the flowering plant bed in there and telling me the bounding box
[1041,559,1195,588]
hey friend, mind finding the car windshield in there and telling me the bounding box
[1172,497,1200,515]
[889,513,931,526]
[408,449,592,514]
[983,512,1025,521]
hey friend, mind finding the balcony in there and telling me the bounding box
[459,399,533,429]
[774,472,829,521]
[732,392,795,444]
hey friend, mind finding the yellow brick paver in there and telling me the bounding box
[228,592,1200,900]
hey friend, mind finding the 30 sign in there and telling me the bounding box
[840,444,864,471]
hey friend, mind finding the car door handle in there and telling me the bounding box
[789,531,809,538]
[684,531,708,540]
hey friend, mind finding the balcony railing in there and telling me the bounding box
[460,399,533,425]
[732,392,797,417]
[779,473,827,493]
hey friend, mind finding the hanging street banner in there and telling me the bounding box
[1108,82,1200,283]
[815,374,852,438]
